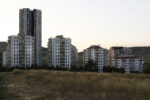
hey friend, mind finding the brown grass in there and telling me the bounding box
[0,69,150,100]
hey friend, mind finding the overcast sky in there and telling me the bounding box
[0,0,150,51]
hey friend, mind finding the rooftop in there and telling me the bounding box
[111,46,124,50]
[87,45,102,50]
[56,35,64,39]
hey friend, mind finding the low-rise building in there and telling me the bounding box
[112,56,143,73]
[108,47,132,66]
[108,46,143,73]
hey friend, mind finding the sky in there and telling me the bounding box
[0,0,150,51]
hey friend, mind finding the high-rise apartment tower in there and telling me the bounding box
[19,8,42,66]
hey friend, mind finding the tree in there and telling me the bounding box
[103,66,124,73]
[103,66,112,72]
[143,63,150,74]
[85,60,98,72]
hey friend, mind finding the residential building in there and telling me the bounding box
[7,35,20,67]
[0,42,7,67]
[108,47,132,66]
[71,45,78,68]
[7,33,35,67]
[2,51,7,67]
[0,52,2,67]
[42,47,49,66]
[19,8,42,66]
[112,56,143,73]
[0,42,7,52]
[18,33,35,67]
[83,45,108,72]
[108,46,143,73]
[78,52,83,68]
[48,35,71,70]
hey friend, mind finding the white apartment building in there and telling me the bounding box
[83,45,108,72]
[7,33,35,67]
[19,34,35,68]
[48,35,71,70]
[7,35,20,67]
[112,56,143,73]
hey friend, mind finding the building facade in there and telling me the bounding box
[71,45,78,68]
[48,35,71,70]
[19,8,42,66]
[7,35,20,67]
[112,56,143,73]
[108,47,143,73]
[108,47,132,66]
[0,52,2,67]
[2,51,7,67]
[78,52,83,68]
[7,33,35,67]
[0,42,7,67]
[18,33,35,67]
[83,45,108,72]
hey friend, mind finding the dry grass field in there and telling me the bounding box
[0,69,150,100]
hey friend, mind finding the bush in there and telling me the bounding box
[143,63,150,74]
[0,67,14,72]
[84,60,98,72]
[103,66,124,73]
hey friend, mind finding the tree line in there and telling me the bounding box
[0,60,150,74]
